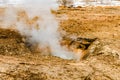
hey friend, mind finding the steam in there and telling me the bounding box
[0,0,79,59]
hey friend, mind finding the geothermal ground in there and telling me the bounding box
[0,6,120,80]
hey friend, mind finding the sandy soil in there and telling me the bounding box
[0,6,120,80]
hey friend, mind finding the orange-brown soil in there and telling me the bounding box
[0,6,120,80]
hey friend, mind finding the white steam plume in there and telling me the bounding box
[0,0,80,59]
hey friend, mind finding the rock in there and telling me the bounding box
[88,39,120,59]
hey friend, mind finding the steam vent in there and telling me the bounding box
[0,0,120,80]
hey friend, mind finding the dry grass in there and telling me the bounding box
[57,6,120,39]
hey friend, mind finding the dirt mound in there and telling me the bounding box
[0,28,31,55]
